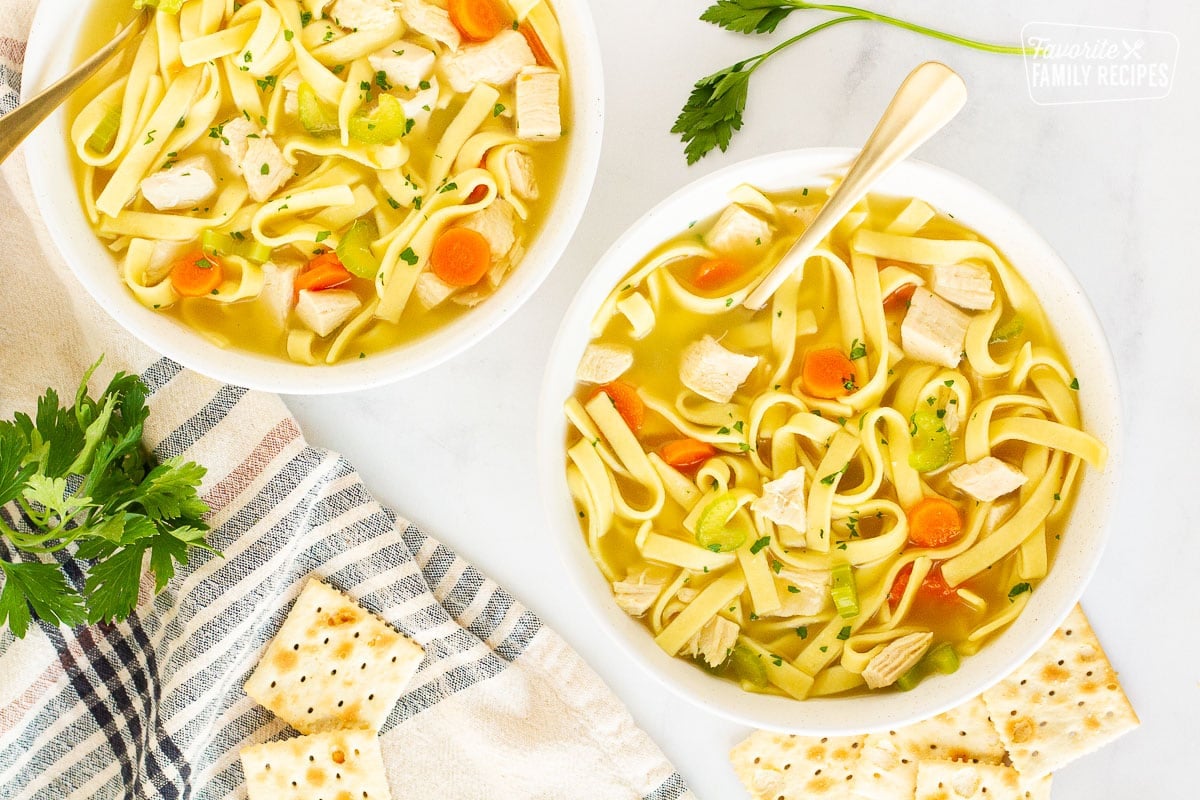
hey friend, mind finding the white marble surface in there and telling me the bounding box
[288,2,1200,796]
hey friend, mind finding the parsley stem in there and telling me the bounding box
[789,1,1034,55]
[743,14,865,75]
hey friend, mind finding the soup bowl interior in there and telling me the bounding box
[537,148,1122,734]
[22,0,604,394]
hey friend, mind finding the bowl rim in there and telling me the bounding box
[22,0,605,394]
[536,146,1123,734]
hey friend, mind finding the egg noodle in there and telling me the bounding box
[565,186,1106,699]
[70,0,567,362]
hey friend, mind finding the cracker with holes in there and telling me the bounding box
[913,760,1043,800]
[854,696,1009,799]
[981,605,1138,781]
[245,579,424,734]
[241,728,391,800]
[729,730,865,799]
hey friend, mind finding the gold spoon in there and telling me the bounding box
[0,9,150,164]
[743,61,967,311]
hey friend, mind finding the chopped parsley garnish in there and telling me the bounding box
[143,130,155,145]
[749,536,770,555]
[256,75,277,91]
[795,626,808,639]
[849,338,866,360]
[419,79,431,90]
[300,10,313,26]
[786,585,800,594]
[493,103,506,117]
[1008,582,1032,602]
[386,197,400,209]
[837,626,851,640]
[819,462,849,486]
[439,182,458,193]
[284,29,294,41]
[399,247,419,266]
[259,163,270,175]
[315,231,331,242]
[374,71,391,91]
[1069,377,1080,390]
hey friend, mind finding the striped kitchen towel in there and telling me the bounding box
[0,6,695,799]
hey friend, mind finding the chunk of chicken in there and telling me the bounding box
[296,289,361,337]
[705,204,773,256]
[751,468,807,531]
[949,456,1028,502]
[369,41,435,90]
[399,0,461,51]
[612,572,665,617]
[515,66,560,140]
[140,156,217,211]
[260,261,300,325]
[414,271,458,309]
[330,0,397,31]
[862,631,933,689]
[765,567,830,618]
[931,263,995,311]
[901,288,972,369]
[241,136,292,202]
[439,30,535,93]
[456,199,517,261]
[575,343,634,384]
[216,117,259,168]
[280,73,301,115]
[504,149,539,200]
[683,615,739,668]
[680,335,759,403]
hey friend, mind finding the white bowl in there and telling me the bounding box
[537,148,1123,734]
[22,0,604,394]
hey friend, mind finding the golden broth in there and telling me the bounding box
[565,186,1096,699]
[70,0,571,363]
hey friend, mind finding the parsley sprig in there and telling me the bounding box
[0,360,215,638]
[675,0,1033,164]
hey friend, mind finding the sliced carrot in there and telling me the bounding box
[883,283,917,311]
[906,497,963,548]
[170,250,224,297]
[431,227,492,287]
[448,0,510,41]
[594,381,644,433]
[688,257,744,292]
[519,21,554,67]
[802,347,858,398]
[661,438,716,472]
[887,562,960,610]
[466,184,488,204]
[294,252,352,299]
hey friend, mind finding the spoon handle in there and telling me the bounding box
[0,10,149,165]
[743,62,967,311]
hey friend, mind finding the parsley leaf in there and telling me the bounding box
[749,535,770,555]
[1008,582,1032,602]
[0,358,216,637]
[700,0,797,34]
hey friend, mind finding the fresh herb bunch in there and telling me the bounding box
[0,360,214,638]
[674,0,1034,164]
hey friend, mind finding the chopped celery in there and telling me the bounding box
[895,664,923,691]
[908,409,953,472]
[200,229,272,263]
[896,642,959,691]
[336,218,380,279]
[86,106,121,153]
[349,94,406,144]
[298,83,339,136]
[695,492,748,553]
[989,313,1025,344]
[830,562,859,618]
[728,645,768,689]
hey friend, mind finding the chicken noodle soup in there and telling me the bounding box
[70,0,568,363]
[564,185,1106,699]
